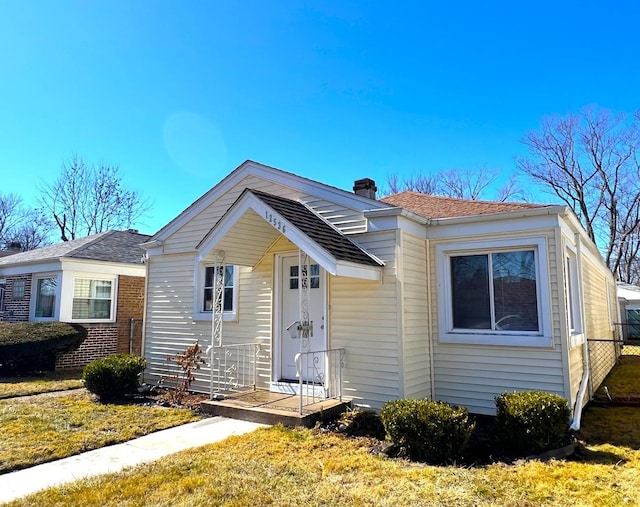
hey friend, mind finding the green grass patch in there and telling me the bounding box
[0,390,200,473]
[0,369,85,399]
[596,351,640,399]
[5,405,640,506]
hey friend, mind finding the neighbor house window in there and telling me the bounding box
[12,280,25,299]
[437,238,551,347]
[451,250,539,332]
[34,276,57,318]
[72,278,114,320]
[203,265,235,313]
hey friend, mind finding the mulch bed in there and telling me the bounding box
[321,413,579,466]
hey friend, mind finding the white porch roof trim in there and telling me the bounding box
[196,189,383,281]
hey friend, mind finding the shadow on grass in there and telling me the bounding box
[570,445,628,465]
[577,405,640,451]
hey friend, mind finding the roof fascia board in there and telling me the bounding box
[429,205,568,226]
[60,258,146,276]
[364,208,428,237]
[425,213,562,240]
[153,160,390,243]
[335,261,381,281]
[364,206,431,224]
[0,260,62,276]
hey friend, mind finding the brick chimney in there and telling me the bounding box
[353,178,377,200]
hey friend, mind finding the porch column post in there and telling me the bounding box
[211,249,225,348]
[298,249,311,353]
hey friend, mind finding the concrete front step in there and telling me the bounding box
[200,389,350,427]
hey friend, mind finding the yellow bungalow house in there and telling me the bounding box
[141,160,618,426]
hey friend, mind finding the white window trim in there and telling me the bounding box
[31,273,61,322]
[565,244,585,348]
[192,262,238,322]
[69,276,118,323]
[436,237,552,347]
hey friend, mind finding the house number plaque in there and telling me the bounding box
[265,210,286,233]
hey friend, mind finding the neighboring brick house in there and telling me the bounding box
[0,230,150,369]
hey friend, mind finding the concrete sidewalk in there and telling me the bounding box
[0,417,267,504]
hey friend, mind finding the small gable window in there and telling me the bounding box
[203,265,235,313]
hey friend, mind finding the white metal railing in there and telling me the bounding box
[210,343,265,397]
[295,348,345,414]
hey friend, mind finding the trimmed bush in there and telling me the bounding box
[495,390,571,454]
[83,354,147,402]
[0,322,87,374]
[381,399,475,464]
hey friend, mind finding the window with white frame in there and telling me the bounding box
[34,276,57,319]
[201,265,236,315]
[437,238,551,347]
[565,248,583,345]
[72,278,114,320]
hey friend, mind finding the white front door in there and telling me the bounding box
[278,253,326,381]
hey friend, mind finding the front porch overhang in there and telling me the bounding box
[196,189,383,281]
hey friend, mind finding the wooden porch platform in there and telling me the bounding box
[200,389,350,427]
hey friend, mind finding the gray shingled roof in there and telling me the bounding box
[0,230,151,267]
[248,189,382,267]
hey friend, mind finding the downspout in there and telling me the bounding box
[570,232,590,431]
[426,238,435,401]
[129,318,135,354]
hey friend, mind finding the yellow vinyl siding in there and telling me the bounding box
[329,230,401,409]
[568,346,584,400]
[581,255,617,391]
[429,230,565,415]
[400,232,431,399]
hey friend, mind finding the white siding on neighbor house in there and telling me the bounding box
[329,230,402,409]
[429,229,566,415]
[399,231,431,400]
[162,175,369,254]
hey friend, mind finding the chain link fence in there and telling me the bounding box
[588,338,640,401]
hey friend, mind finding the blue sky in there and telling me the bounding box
[1,1,639,235]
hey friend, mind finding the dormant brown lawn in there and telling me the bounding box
[0,390,200,473]
[4,406,639,507]
[0,369,84,399]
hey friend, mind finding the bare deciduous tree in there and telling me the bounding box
[6,209,53,251]
[518,107,640,283]
[0,193,52,251]
[0,193,23,247]
[383,167,524,202]
[39,155,151,241]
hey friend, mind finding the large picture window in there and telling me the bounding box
[451,250,539,332]
[437,238,551,347]
[72,278,114,320]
